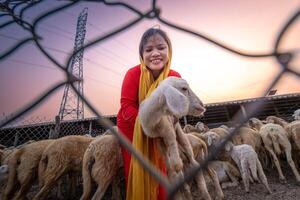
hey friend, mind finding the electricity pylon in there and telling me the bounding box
[58,8,88,121]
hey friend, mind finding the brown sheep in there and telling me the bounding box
[80,134,123,200]
[183,133,224,200]
[81,133,223,200]
[183,124,200,133]
[249,118,300,183]
[206,161,240,189]
[0,148,14,165]
[266,116,300,167]
[2,139,54,200]
[33,135,94,200]
[183,123,208,134]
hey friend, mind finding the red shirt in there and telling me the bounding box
[117,65,181,199]
[117,65,181,142]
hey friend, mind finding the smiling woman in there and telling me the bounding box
[116,27,182,200]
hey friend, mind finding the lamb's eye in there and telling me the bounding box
[181,87,188,91]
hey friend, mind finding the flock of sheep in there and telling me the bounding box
[0,77,300,200]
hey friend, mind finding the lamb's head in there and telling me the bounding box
[248,118,262,130]
[195,121,209,133]
[159,77,205,119]
[202,131,220,146]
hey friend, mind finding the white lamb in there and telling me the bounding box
[138,77,207,199]
[225,142,272,194]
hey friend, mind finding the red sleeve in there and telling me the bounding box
[119,68,181,126]
[169,69,181,78]
[119,67,140,125]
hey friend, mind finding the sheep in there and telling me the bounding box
[81,132,223,200]
[293,109,300,120]
[138,77,207,199]
[227,126,267,165]
[210,127,230,139]
[182,133,224,200]
[224,142,272,194]
[183,124,200,133]
[266,116,300,167]
[0,148,15,165]
[80,128,123,200]
[1,139,54,200]
[195,126,267,176]
[195,121,210,133]
[183,122,208,133]
[265,116,300,145]
[199,128,243,164]
[33,135,94,200]
[248,117,300,183]
[206,161,240,189]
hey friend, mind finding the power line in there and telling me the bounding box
[4,58,121,89]
[0,33,123,76]
[44,1,137,64]
[37,21,135,68]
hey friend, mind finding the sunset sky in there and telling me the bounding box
[0,0,299,122]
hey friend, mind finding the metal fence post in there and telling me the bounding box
[89,121,92,136]
[14,131,19,147]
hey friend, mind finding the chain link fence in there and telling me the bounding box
[0,115,115,147]
[0,0,300,199]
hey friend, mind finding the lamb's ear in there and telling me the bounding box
[164,85,189,118]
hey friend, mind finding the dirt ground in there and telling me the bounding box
[221,163,300,200]
[102,162,300,200]
[7,162,300,200]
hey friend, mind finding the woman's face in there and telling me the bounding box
[142,34,169,78]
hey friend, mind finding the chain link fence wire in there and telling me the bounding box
[0,115,110,147]
[0,0,300,199]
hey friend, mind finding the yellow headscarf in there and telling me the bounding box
[126,46,172,200]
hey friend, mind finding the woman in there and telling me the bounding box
[117,27,181,200]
